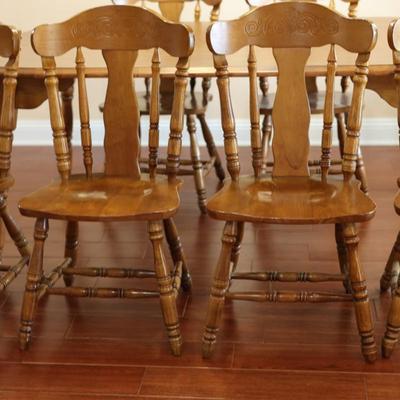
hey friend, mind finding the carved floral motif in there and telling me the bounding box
[245,10,339,37]
[71,16,141,41]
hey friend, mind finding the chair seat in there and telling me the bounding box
[206,175,376,224]
[18,174,181,221]
[259,91,352,115]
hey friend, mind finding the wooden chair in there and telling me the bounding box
[202,2,378,362]
[246,0,368,193]
[0,25,30,291]
[380,18,400,359]
[107,0,225,214]
[18,5,194,356]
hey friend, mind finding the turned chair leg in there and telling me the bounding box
[63,221,79,287]
[163,218,192,292]
[334,223,352,294]
[380,232,400,292]
[197,113,225,181]
[148,221,182,356]
[19,218,48,350]
[261,114,272,173]
[187,114,207,214]
[0,195,30,259]
[343,223,377,363]
[203,221,236,358]
[382,276,400,358]
[0,195,30,291]
[231,221,244,275]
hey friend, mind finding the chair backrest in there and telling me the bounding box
[0,25,20,179]
[388,18,400,145]
[31,6,194,182]
[112,0,222,22]
[207,2,376,180]
[246,0,359,18]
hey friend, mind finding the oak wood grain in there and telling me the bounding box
[203,1,378,362]
[17,6,194,356]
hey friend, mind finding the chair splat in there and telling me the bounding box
[103,49,141,178]
[271,47,311,177]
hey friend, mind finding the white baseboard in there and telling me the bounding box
[12,117,398,146]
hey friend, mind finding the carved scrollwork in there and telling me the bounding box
[71,16,141,41]
[245,10,339,37]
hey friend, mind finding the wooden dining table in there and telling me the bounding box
[0,17,397,135]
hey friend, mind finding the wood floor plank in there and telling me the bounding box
[0,363,144,396]
[366,374,400,400]
[22,339,234,368]
[233,343,395,372]
[1,146,399,398]
[0,312,73,339]
[0,392,216,399]
[140,367,367,399]
[0,339,23,362]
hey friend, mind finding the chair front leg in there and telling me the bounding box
[63,221,79,287]
[149,221,182,356]
[343,223,377,363]
[19,218,48,350]
[163,218,192,291]
[231,221,244,275]
[203,221,237,358]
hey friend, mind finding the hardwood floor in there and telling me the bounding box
[0,145,399,399]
